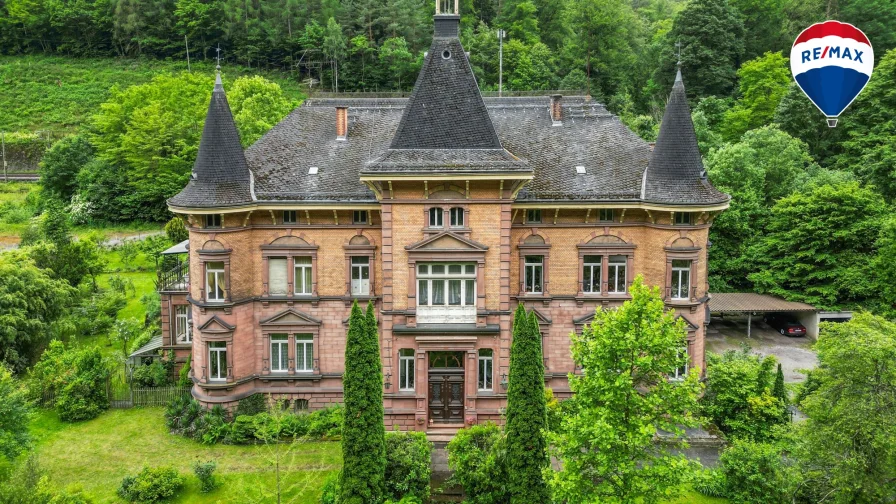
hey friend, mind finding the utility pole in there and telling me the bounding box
[185,35,191,72]
[497,29,506,96]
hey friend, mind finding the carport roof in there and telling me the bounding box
[710,293,816,313]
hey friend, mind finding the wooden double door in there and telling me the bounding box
[428,351,465,423]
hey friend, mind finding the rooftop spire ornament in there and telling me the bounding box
[215,44,222,73]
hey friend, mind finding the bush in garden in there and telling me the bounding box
[131,360,171,388]
[280,411,310,438]
[319,473,341,504]
[177,354,192,387]
[235,393,268,416]
[117,466,184,503]
[544,388,563,433]
[692,468,729,499]
[716,439,789,504]
[307,404,344,439]
[197,406,229,445]
[30,341,112,422]
[225,415,257,445]
[384,431,432,502]
[192,460,218,493]
[164,217,189,243]
[164,395,192,432]
[446,423,508,504]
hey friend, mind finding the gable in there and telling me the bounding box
[405,232,488,252]
[259,308,322,327]
[199,315,235,332]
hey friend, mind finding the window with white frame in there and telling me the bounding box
[417,263,476,307]
[296,334,313,372]
[672,346,689,380]
[582,255,602,293]
[205,262,227,302]
[608,255,627,294]
[399,349,415,391]
[294,257,313,295]
[526,209,542,223]
[205,214,221,228]
[428,207,444,228]
[353,210,368,224]
[208,341,227,381]
[671,260,691,299]
[268,257,288,296]
[351,256,370,296]
[524,255,544,294]
[449,207,465,227]
[478,349,493,391]
[282,210,297,224]
[598,209,614,222]
[175,305,191,343]
[270,334,289,372]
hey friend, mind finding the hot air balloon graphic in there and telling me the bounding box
[790,21,874,127]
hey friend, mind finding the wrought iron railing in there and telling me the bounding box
[157,261,189,292]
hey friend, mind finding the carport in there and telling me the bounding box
[709,293,817,338]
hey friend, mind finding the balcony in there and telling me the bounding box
[157,261,190,293]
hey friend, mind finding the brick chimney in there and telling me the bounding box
[550,95,562,126]
[336,107,348,141]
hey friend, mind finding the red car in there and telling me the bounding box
[764,314,807,337]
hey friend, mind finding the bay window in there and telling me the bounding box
[582,255,602,293]
[524,256,544,294]
[208,341,227,381]
[399,349,415,391]
[206,262,227,302]
[478,349,493,391]
[417,263,476,323]
[294,257,313,295]
[671,260,691,300]
[270,334,289,372]
[296,334,313,372]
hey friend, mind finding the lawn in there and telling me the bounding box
[30,408,341,503]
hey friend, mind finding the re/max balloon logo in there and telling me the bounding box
[790,21,874,127]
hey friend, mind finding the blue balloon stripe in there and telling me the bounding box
[794,66,869,117]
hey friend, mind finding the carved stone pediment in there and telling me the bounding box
[259,308,322,327]
[405,231,488,252]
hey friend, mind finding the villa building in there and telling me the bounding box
[160,3,729,429]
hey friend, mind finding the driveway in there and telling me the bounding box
[706,314,817,383]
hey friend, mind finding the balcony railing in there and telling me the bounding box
[157,261,189,292]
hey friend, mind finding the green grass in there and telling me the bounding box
[0,55,307,133]
[31,408,341,503]
[0,182,39,244]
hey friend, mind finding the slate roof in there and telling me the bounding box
[643,70,728,205]
[169,73,254,208]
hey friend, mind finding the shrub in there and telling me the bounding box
[131,360,171,388]
[39,135,94,202]
[30,342,112,422]
[164,217,189,243]
[545,388,562,432]
[164,395,192,432]
[177,354,192,387]
[692,468,729,499]
[197,406,229,445]
[319,472,341,504]
[0,365,32,460]
[117,466,184,503]
[280,412,310,438]
[446,423,508,504]
[226,415,257,444]
[717,439,788,504]
[384,431,432,502]
[235,393,268,417]
[307,404,344,439]
[192,460,217,493]
[251,412,280,441]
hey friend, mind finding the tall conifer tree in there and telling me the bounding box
[340,301,386,504]
[504,304,550,502]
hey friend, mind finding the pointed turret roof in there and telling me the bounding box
[643,69,727,205]
[169,73,253,209]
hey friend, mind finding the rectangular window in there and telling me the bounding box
[175,305,191,343]
[598,209,614,222]
[674,212,692,225]
[282,210,297,224]
[449,208,465,227]
[270,334,289,372]
[526,209,542,223]
[608,255,627,294]
[672,346,689,381]
[353,210,368,224]
[671,260,691,299]
[524,255,544,294]
[296,334,313,372]
[399,349,415,391]
[351,256,370,296]
[294,257,313,295]
[582,255,602,293]
[478,349,493,391]
[205,261,226,302]
[205,214,221,228]
[268,257,288,296]
[208,341,227,381]
[417,263,477,307]
[429,207,443,228]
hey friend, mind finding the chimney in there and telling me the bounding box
[336,107,348,141]
[550,95,563,126]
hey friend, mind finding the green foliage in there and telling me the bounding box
[446,422,508,504]
[544,388,562,432]
[720,52,791,141]
[191,460,217,493]
[701,347,785,441]
[29,341,112,422]
[0,455,96,503]
[562,0,638,97]
[0,251,77,373]
[235,393,269,417]
[748,181,888,309]
[340,301,385,504]
[39,136,95,202]
[504,305,549,502]
[163,217,188,244]
[130,358,173,388]
[228,76,297,147]
[319,473,341,504]
[790,312,896,502]
[772,364,786,416]
[383,431,432,502]
[110,318,145,361]
[549,276,702,504]
[730,0,786,60]
[0,365,32,460]
[773,83,845,164]
[306,403,344,439]
[716,439,789,504]
[117,466,184,503]
[177,354,192,387]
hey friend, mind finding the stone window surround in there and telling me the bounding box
[200,331,233,384]
[343,239,377,299]
[517,232,551,299]
[260,242,320,299]
[405,250,487,328]
[576,241,636,301]
[423,203,471,236]
[198,249,232,304]
[261,323,321,376]
[664,246,701,306]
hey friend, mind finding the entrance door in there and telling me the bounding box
[428,351,465,423]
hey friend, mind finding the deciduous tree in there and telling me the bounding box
[0,364,31,460]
